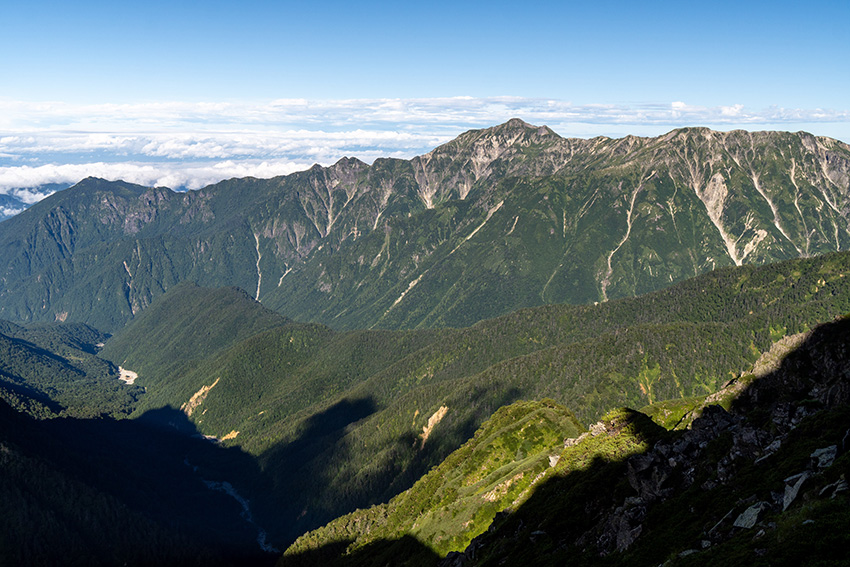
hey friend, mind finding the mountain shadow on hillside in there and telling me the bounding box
[251,397,380,544]
[0,401,279,566]
[278,318,850,566]
[3,393,438,565]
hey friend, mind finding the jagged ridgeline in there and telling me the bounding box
[99,251,850,547]
[1,121,849,332]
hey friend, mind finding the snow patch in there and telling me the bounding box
[253,233,262,301]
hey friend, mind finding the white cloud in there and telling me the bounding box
[11,187,54,204]
[0,129,446,165]
[0,160,314,193]
[0,96,847,209]
[2,99,847,167]
[2,97,847,135]
[0,206,26,217]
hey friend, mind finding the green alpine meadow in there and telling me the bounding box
[2,121,850,566]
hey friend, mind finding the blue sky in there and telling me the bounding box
[1,0,848,196]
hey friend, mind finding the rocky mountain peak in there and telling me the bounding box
[503,117,532,129]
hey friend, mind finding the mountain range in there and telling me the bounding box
[1,121,850,566]
[1,120,848,333]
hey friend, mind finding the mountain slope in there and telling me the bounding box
[95,250,850,546]
[100,282,290,387]
[281,316,850,566]
[0,319,141,418]
[0,398,277,566]
[449,317,850,567]
[283,400,587,560]
[0,122,848,331]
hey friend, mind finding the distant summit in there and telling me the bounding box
[0,122,848,332]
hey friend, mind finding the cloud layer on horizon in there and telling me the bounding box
[1,96,848,195]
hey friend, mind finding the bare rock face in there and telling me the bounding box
[783,471,810,510]
[535,319,850,560]
[735,318,850,422]
[733,502,769,529]
[811,445,838,470]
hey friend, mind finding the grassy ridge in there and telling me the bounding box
[283,400,585,560]
[283,317,850,566]
[282,406,661,565]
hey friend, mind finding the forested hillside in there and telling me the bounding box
[0,398,277,566]
[0,320,141,418]
[97,250,850,545]
[282,317,850,566]
[1,122,848,332]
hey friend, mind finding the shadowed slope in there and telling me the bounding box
[88,251,850,552]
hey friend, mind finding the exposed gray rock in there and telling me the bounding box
[564,432,590,447]
[783,471,810,510]
[819,476,848,498]
[733,502,770,529]
[811,445,838,469]
[690,405,736,436]
[752,332,811,377]
[439,551,467,567]
[588,421,607,436]
[755,438,783,464]
[626,453,672,501]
